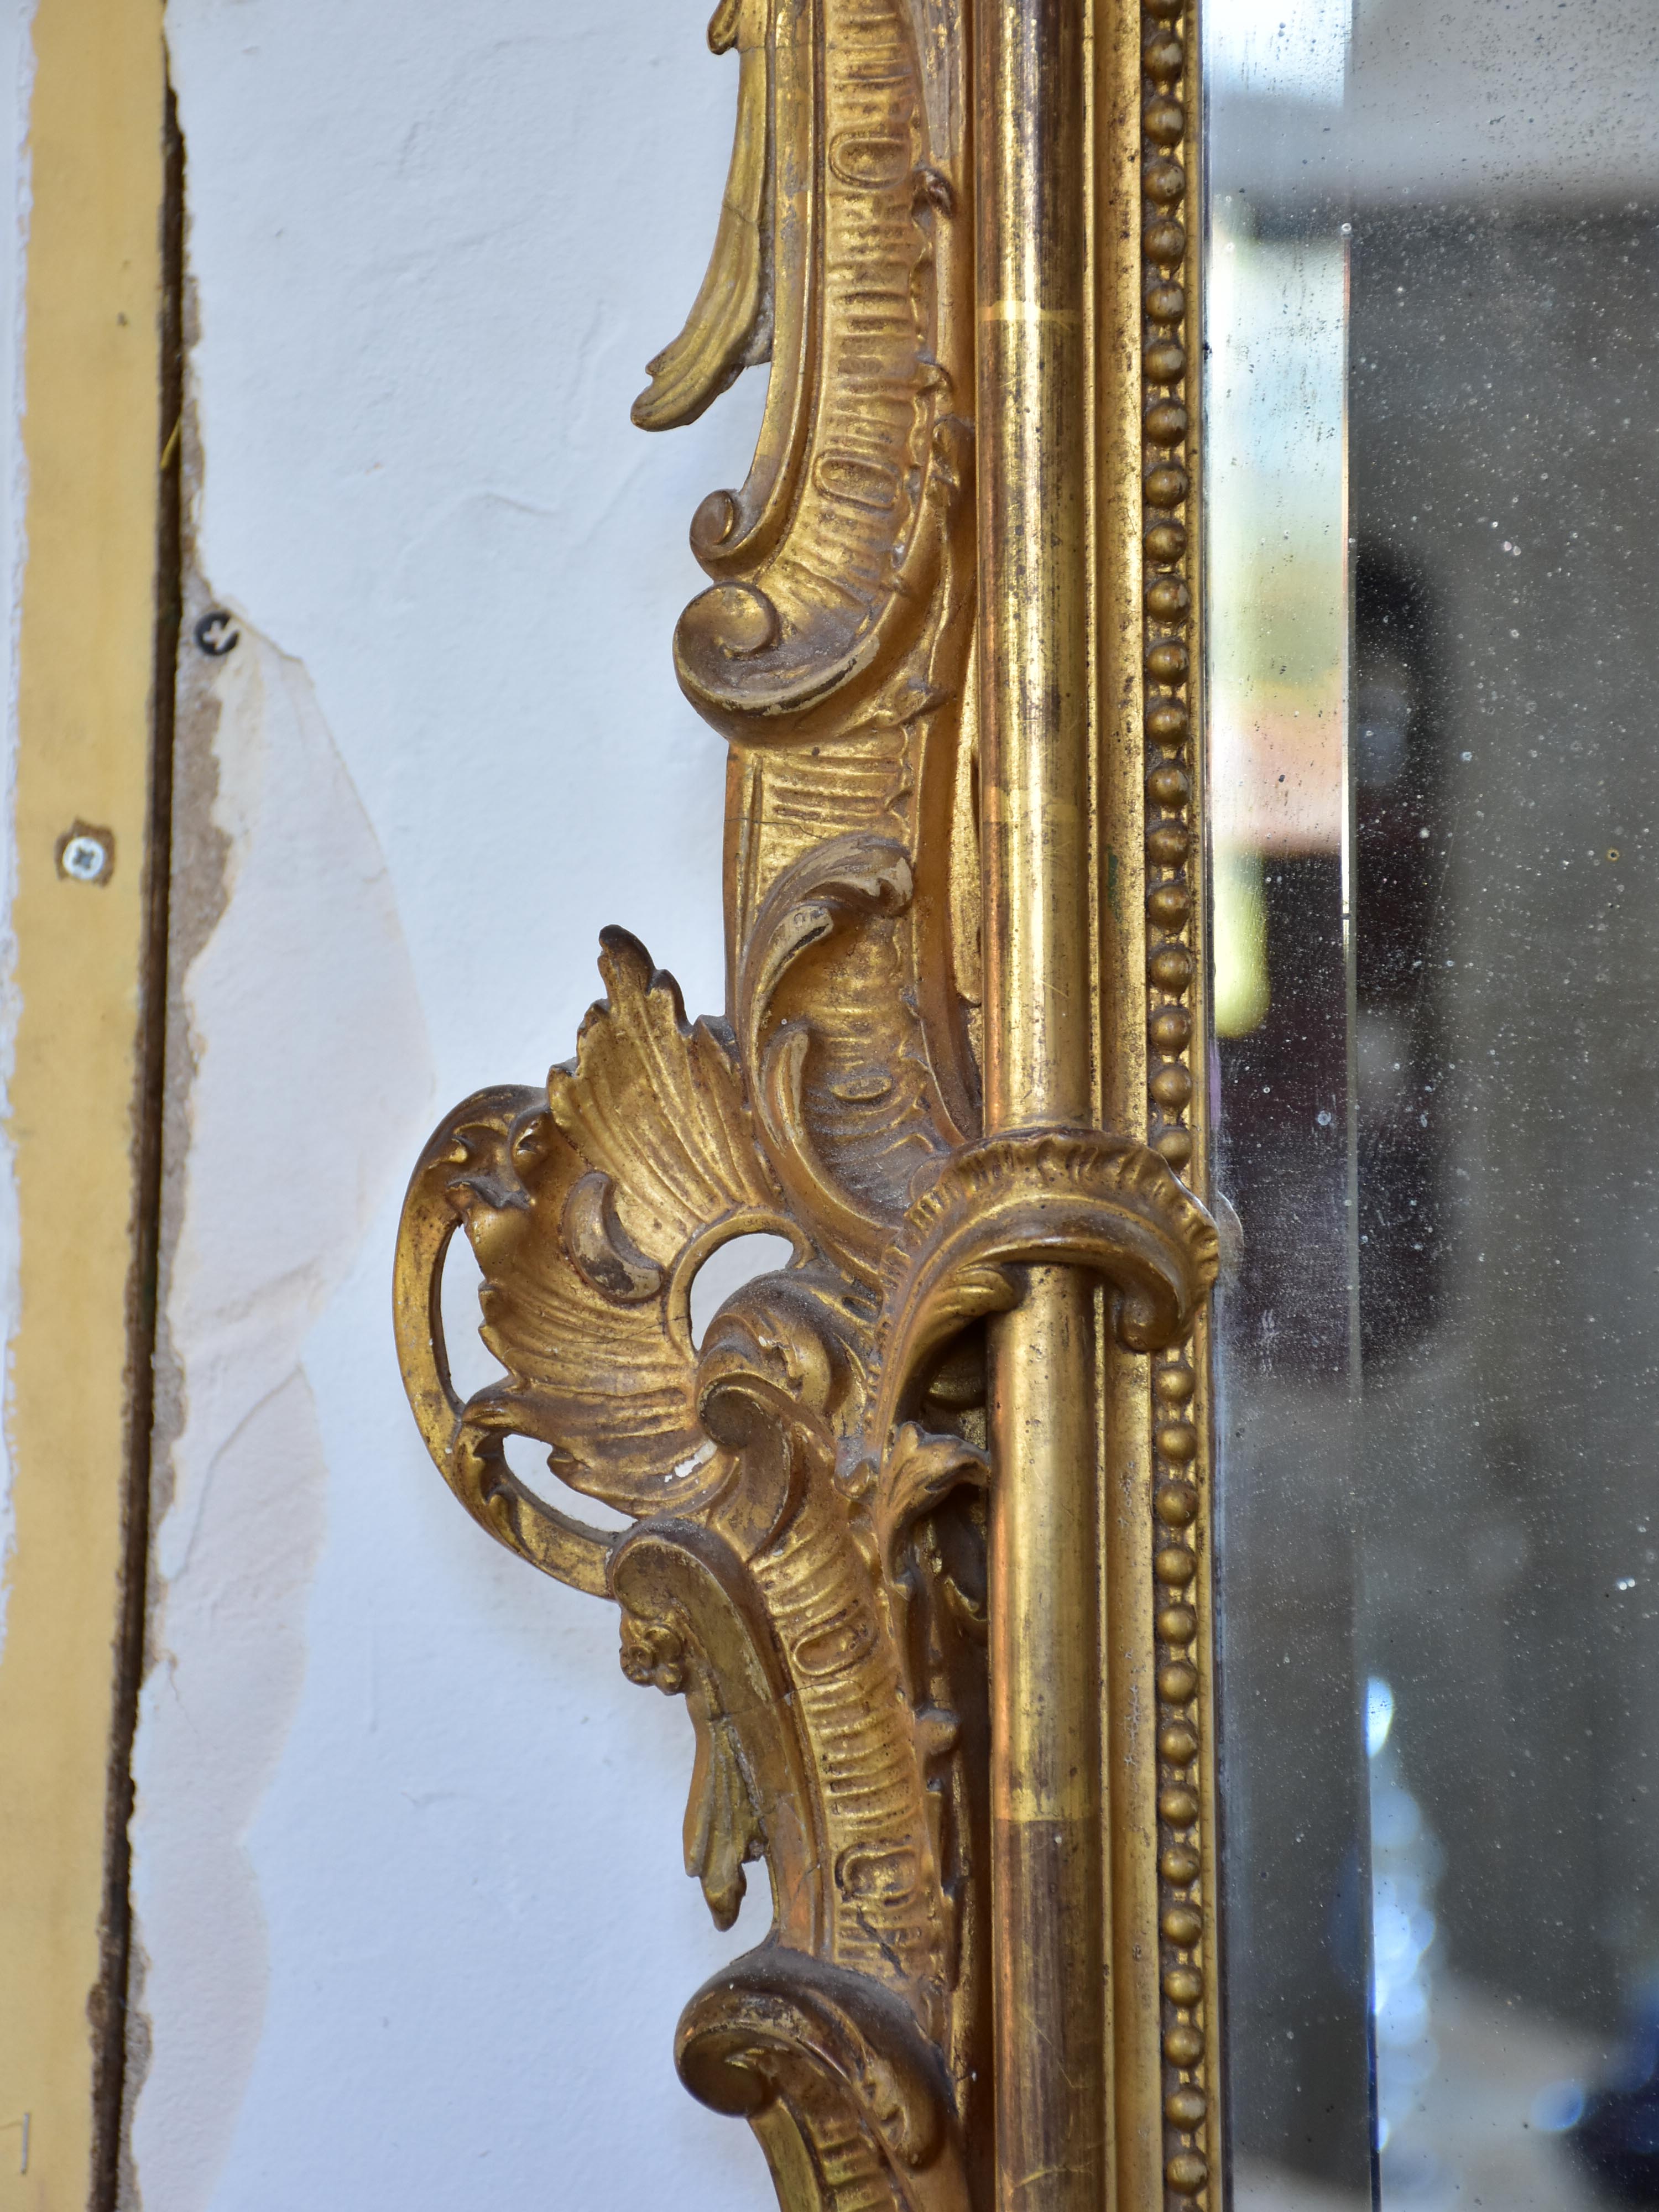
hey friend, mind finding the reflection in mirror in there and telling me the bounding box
[1207,2,1659,2206]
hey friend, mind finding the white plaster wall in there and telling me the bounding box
[129,7,774,2206]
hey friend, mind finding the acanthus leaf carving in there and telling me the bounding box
[392,927,797,1598]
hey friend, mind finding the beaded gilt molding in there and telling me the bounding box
[393,1,1219,2204]
[1140,3,1222,2203]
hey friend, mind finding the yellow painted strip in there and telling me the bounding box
[0,0,168,2203]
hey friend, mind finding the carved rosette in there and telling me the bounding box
[394,1,1218,2203]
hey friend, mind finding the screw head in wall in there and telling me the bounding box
[56,822,114,885]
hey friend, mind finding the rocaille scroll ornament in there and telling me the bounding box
[393,1,1217,2203]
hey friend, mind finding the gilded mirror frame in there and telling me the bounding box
[392,1,1220,2203]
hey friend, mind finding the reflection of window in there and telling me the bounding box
[1211,544,1447,1370]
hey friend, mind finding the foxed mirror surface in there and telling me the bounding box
[1207,2,1659,2206]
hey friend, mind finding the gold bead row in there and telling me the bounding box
[1141,2,1209,2202]
[1142,0,1195,1187]
[1153,1351,1208,2203]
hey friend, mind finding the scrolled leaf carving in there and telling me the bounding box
[662,0,973,742]
[738,830,952,1284]
[677,1949,968,2211]
[631,0,773,434]
[393,928,796,1598]
[865,1127,1222,1452]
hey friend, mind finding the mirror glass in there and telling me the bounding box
[1206,3,1659,2204]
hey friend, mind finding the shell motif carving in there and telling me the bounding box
[393,2,1218,2203]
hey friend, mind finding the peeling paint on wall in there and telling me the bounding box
[126,583,432,2211]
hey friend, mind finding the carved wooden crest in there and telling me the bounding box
[394,0,1218,2201]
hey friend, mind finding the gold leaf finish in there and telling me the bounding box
[632,0,771,432]
[394,0,1220,2200]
